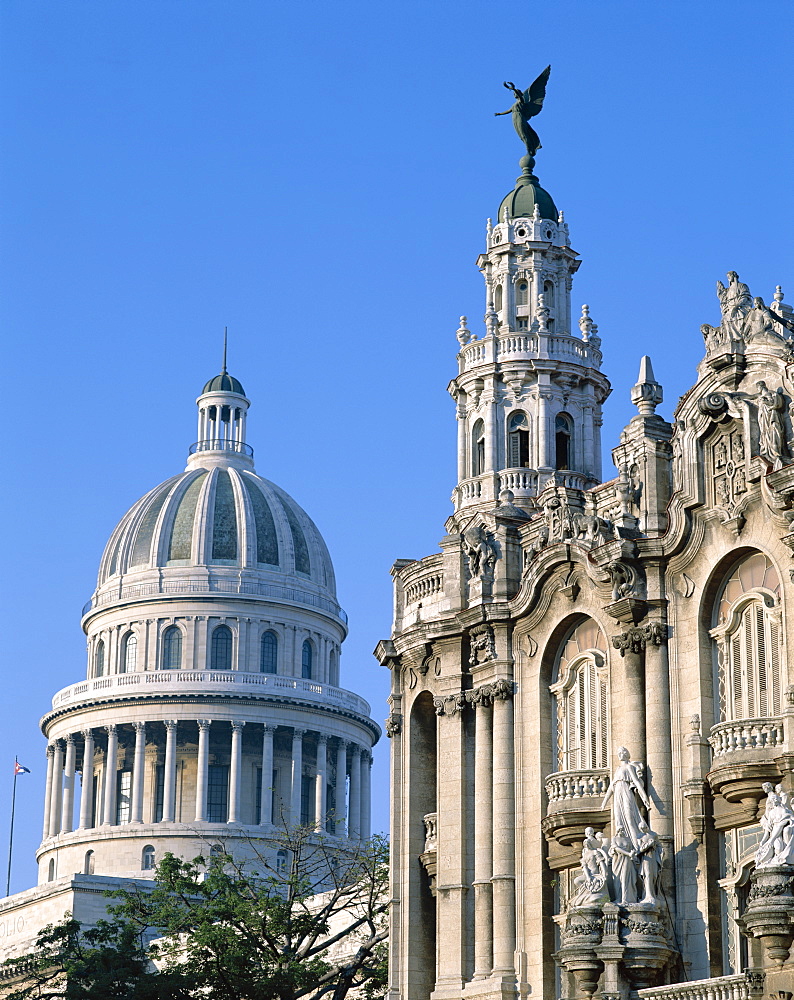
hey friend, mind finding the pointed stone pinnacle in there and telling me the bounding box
[638,355,656,384]
[631,355,663,416]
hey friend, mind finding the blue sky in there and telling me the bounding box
[1,0,793,892]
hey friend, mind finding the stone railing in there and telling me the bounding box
[83,580,347,625]
[402,556,445,607]
[545,769,610,805]
[499,468,539,498]
[709,717,784,757]
[459,332,601,372]
[50,671,371,716]
[459,340,487,368]
[637,971,765,1000]
[497,333,538,357]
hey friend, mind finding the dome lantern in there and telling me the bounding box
[188,333,253,471]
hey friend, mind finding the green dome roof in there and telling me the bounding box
[202,371,246,395]
[498,155,557,223]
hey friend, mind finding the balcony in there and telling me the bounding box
[542,769,610,849]
[48,671,372,718]
[188,438,254,457]
[637,971,765,1000]
[707,717,786,818]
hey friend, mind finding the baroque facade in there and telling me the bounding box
[377,140,794,999]
[0,364,379,960]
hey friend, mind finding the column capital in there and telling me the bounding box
[263,724,277,736]
[317,733,329,746]
[105,724,117,737]
[65,734,76,747]
[612,621,668,657]
[46,743,56,757]
[81,728,94,741]
[350,743,362,758]
[337,737,348,749]
[292,728,306,740]
[164,719,178,732]
[197,719,212,732]
[231,721,246,734]
[133,721,146,736]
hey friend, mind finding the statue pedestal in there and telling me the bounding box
[740,864,794,968]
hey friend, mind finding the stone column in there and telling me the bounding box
[260,725,276,825]
[78,729,95,830]
[360,749,371,840]
[334,739,348,837]
[291,729,305,825]
[491,683,516,976]
[42,744,55,840]
[473,696,494,979]
[103,725,118,826]
[537,390,550,470]
[349,745,362,839]
[612,626,648,765]
[643,623,672,838]
[315,734,328,833]
[61,736,76,834]
[228,721,245,823]
[195,720,211,823]
[131,722,146,823]
[49,741,64,837]
[162,721,178,823]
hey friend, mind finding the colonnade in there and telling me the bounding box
[42,720,372,840]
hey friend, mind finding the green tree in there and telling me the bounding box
[3,829,388,1000]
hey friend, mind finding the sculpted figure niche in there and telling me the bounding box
[756,380,788,469]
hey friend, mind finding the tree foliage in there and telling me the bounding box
[2,829,388,1000]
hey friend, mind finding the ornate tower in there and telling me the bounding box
[450,152,610,516]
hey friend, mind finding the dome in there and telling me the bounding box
[95,467,337,598]
[499,156,557,222]
[202,371,246,395]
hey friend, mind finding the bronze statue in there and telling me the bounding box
[494,66,551,157]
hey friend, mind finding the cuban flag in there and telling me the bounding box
[14,762,30,775]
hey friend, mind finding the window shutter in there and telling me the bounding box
[770,616,781,715]
[599,677,608,769]
[731,634,742,719]
[509,432,520,468]
[755,604,767,717]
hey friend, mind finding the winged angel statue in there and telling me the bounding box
[494,66,551,157]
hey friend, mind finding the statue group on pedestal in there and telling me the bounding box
[755,782,794,869]
[569,747,663,909]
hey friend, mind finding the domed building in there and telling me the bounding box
[34,365,379,883]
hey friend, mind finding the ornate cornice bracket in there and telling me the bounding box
[611,622,667,657]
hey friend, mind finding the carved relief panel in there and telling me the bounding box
[711,426,747,513]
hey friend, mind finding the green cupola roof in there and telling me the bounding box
[498,154,557,223]
[202,371,246,395]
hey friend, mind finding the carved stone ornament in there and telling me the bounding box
[605,560,642,602]
[432,680,514,715]
[701,272,786,357]
[611,621,666,657]
[384,713,402,738]
[711,427,748,517]
[536,494,615,552]
[462,522,499,581]
[469,624,496,666]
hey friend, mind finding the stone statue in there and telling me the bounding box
[463,524,498,581]
[569,827,610,907]
[494,66,551,157]
[716,271,752,338]
[601,746,651,849]
[609,827,637,904]
[756,781,794,868]
[637,830,663,904]
[756,381,788,469]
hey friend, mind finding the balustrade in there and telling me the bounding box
[709,717,784,757]
[637,972,765,1000]
[545,769,610,805]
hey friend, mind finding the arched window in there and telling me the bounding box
[516,280,529,306]
[472,419,486,477]
[543,280,555,308]
[276,848,288,874]
[209,843,224,861]
[121,633,137,674]
[141,845,155,871]
[494,284,503,312]
[550,620,609,771]
[507,411,530,468]
[329,648,338,685]
[302,640,313,680]
[711,553,783,722]
[211,625,233,670]
[261,631,278,673]
[555,413,573,470]
[94,640,105,678]
[162,626,182,670]
[47,859,55,882]
[84,850,95,875]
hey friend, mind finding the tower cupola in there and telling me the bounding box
[187,339,252,471]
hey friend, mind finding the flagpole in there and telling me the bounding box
[6,757,18,897]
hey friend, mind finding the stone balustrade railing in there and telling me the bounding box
[499,469,539,497]
[459,332,601,374]
[402,556,445,607]
[709,717,784,757]
[637,971,765,1000]
[545,769,610,804]
[50,671,371,716]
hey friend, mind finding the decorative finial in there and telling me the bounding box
[222,327,228,373]
[486,218,493,236]
[557,210,565,224]
[536,293,550,333]
[532,202,541,223]
[775,285,784,304]
[456,316,472,346]
[493,67,551,162]
[579,304,593,341]
[485,299,498,337]
[630,355,663,416]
